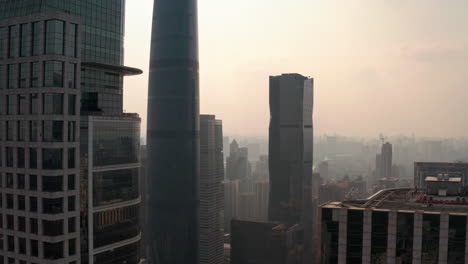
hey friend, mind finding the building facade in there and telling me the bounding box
[0,1,142,263]
[199,115,224,264]
[146,0,200,263]
[0,11,81,264]
[268,73,314,224]
[320,187,468,264]
[223,180,240,233]
[414,162,468,189]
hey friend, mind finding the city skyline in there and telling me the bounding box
[124,0,468,138]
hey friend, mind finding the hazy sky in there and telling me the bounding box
[123,0,468,138]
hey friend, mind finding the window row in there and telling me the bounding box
[0,93,77,115]
[0,194,76,214]
[0,61,77,89]
[0,236,76,260]
[1,20,77,59]
[0,215,77,236]
[2,147,76,170]
[1,120,77,142]
[0,174,75,192]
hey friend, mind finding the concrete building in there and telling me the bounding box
[318,161,329,182]
[199,115,224,264]
[320,186,468,264]
[253,155,269,181]
[146,0,200,263]
[414,162,468,189]
[268,73,314,225]
[0,1,142,263]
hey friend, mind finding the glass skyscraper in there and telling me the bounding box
[0,1,142,263]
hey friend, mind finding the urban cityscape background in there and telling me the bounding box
[1,0,468,264]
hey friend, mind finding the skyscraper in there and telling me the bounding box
[268,73,314,225]
[199,115,224,264]
[0,1,142,263]
[146,0,200,263]
[381,142,393,178]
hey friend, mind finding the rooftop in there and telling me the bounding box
[322,188,468,214]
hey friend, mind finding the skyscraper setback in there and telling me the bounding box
[146,0,200,263]
[268,73,314,224]
[0,1,142,263]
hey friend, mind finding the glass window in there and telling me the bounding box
[43,220,63,236]
[42,120,63,142]
[18,238,26,254]
[67,63,77,88]
[68,94,76,115]
[6,215,14,230]
[30,120,38,141]
[18,195,25,210]
[93,120,140,166]
[422,214,440,263]
[30,197,37,212]
[6,121,13,141]
[30,62,40,87]
[93,168,139,206]
[42,198,63,214]
[7,64,17,89]
[68,121,76,142]
[17,94,27,114]
[0,27,5,59]
[19,24,28,57]
[44,242,64,260]
[42,148,63,170]
[94,243,139,264]
[17,120,27,141]
[44,61,63,87]
[6,173,13,188]
[45,20,64,55]
[67,24,77,57]
[43,93,63,114]
[6,147,13,167]
[29,175,37,191]
[18,216,25,232]
[31,240,38,257]
[68,217,76,233]
[30,93,39,114]
[68,148,75,169]
[17,148,25,168]
[68,175,75,190]
[0,64,5,89]
[30,148,37,169]
[68,196,75,211]
[347,210,363,263]
[7,94,15,114]
[448,215,466,263]
[93,205,140,248]
[8,25,17,58]
[42,176,63,192]
[6,194,13,209]
[30,218,38,234]
[32,22,41,56]
[69,239,76,256]
[17,174,25,189]
[19,63,28,88]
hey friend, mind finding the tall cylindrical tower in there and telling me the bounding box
[146,0,200,263]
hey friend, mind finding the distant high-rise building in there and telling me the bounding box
[238,192,256,220]
[0,1,142,263]
[254,180,270,221]
[146,0,200,263]
[268,73,314,224]
[381,142,393,178]
[253,155,269,181]
[226,140,251,181]
[224,180,240,232]
[199,115,224,264]
[318,161,329,181]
